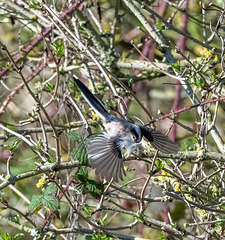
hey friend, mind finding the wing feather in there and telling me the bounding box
[87,132,125,182]
[140,126,179,153]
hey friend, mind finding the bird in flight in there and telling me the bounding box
[74,77,178,182]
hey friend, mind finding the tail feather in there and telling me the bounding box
[73,77,110,120]
[140,126,179,153]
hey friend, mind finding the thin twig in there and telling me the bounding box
[0,42,62,166]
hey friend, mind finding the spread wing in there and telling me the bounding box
[140,126,179,153]
[87,132,125,182]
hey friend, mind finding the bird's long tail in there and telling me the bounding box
[74,77,110,120]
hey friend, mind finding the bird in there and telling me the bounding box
[74,77,178,182]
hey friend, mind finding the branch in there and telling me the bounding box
[141,151,225,162]
[117,58,170,71]
[0,1,80,79]
[144,96,225,125]
[137,0,221,52]
[122,0,176,63]
[0,161,79,191]
[0,215,32,234]
[0,42,62,166]
[0,120,96,141]
[45,227,138,240]
[100,206,196,239]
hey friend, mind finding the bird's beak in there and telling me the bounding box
[124,142,142,158]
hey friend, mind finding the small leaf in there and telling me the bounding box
[75,167,89,182]
[42,195,59,212]
[28,0,41,9]
[82,206,92,218]
[50,40,64,57]
[33,205,42,214]
[1,139,21,152]
[2,233,11,240]
[5,62,13,71]
[5,146,12,151]
[88,180,104,198]
[72,142,89,166]
[100,214,108,226]
[85,236,92,240]
[197,78,205,88]
[74,168,104,198]
[156,159,164,171]
[170,109,175,119]
[36,139,42,151]
[28,195,43,212]
[171,62,181,71]
[67,130,83,142]
[12,233,24,240]
[44,183,57,195]
[134,212,145,223]
[45,83,55,92]
[12,139,21,151]
[13,215,20,224]
[156,19,163,30]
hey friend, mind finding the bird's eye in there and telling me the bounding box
[132,135,137,141]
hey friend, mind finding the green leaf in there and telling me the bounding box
[13,215,20,224]
[72,142,89,166]
[156,19,163,30]
[85,236,92,240]
[28,195,43,212]
[159,232,167,240]
[156,158,164,171]
[2,233,11,240]
[45,83,55,92]
[170,109,175,119]
[50,40,64,57]
[87,180,104,198]
[165,159,172,165]
[85,233,112,240]
[181,134,199,151]
[75,167,89,182]
[36,139,42,151]
[29,145,38,152]
[197,78,205,88]
[0,139,21,152]
[134,212,145,223]
[210,73,219,82]
[192,75,197,85]
[12,233,24,240]
[12,139,21,151]
[5,146,12,151]
[67,130,83,142]
[0,229,24,240]
[28,0,41,9]
[42,195,59,212]
[74,168,104,198]
[5,62,13,71]
[29,183,59,213]
[99,214,108,226]
[171,62,181,71]
[44,183,57,195]
[82,206,92,218]
[29,193,59,213]
[192,134,199,144]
